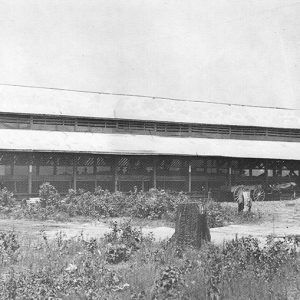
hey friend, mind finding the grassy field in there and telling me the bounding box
[0,220,299,300]
[1,186,299,299]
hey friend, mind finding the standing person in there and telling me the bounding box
[237,188,244,213]
[243,189,252,212]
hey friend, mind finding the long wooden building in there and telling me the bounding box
[1,85,300,198]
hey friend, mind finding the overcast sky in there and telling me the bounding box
[0,0,299,108]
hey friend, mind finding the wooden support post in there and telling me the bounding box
[114,156,118,192]
[265,159,269,185]
[28,153,33,196]
[188,160,192,193]
[72,156,77,191]
[36,157,40,176]
[12,154,16,193]
[28,164,33,196]
[228,161,232,190]
[153,157,157,189]
[53,156,57,175]
[93,156,97,190]
[11,155,14,177]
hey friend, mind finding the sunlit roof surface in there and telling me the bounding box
[0,85,300,129]
[1,129,300,160]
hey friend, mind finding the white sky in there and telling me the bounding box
[0,0,299,108]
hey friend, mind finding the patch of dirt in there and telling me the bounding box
[0,199,299,243]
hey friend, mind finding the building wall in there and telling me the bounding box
[0,152,299,197]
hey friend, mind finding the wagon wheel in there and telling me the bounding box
[233,186,243,202]
[253,187,265,201]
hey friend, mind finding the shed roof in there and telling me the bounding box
[0,85,300,130]
[0,129,300,160]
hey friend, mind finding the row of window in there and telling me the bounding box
[1,113,300,141]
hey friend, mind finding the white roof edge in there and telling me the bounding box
[0,129,300,161]
[0,85,300,129]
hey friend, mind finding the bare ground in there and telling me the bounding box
[0,199,299,244]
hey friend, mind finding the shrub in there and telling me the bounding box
[130,189,188,220]
[0,230,298,300]
[153,266,186,299]
[0,184,262,228]
[39,182,61,208]
[0,230,20,265]
[104,220,153,264]
[0,188,15,208]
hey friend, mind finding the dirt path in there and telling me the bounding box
[211,198,300,243]
[0,199,299,243]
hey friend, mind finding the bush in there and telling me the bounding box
[39,182,60,208]
[129,189,185,220]
[0,188,15,208]
[104,220,153,264]
[0,184,262,228]
[0,230,298,300]
[0,230,20,264]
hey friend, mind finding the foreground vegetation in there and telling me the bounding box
[0,183,262,228]
[0,184,298,299]
[0,220,299,300]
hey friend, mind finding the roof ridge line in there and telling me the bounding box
[0,82,298,112]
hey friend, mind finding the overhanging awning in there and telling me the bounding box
[0,129,300,160]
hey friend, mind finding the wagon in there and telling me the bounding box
[231,182,296,202]
[231,184,265,202]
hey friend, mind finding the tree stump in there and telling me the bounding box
[173,203,211,248]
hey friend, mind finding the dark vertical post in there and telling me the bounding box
[10,155,13,175]
[204,158,208,194]
[153,157,157,189]
[228,160,232,190]
[11,154,15,192]
[72,155,77,191]
[28,154,33,196]
[114,156,118,192]
[188,159,192,193]
[93,156,97,190]
[36,154,40,177]
[265,159,268,185]
[53,156,57,175]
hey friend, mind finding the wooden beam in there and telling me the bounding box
[265,159,269,185]
[188,159,192,193]
[153,157,157,189]
[93,156,97,190]
[28,154,33,196]
[114,156,118,192]
[228,160,232,190]
[11,154,15,176]
[28,164,32,195]
[72,156,77,191]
